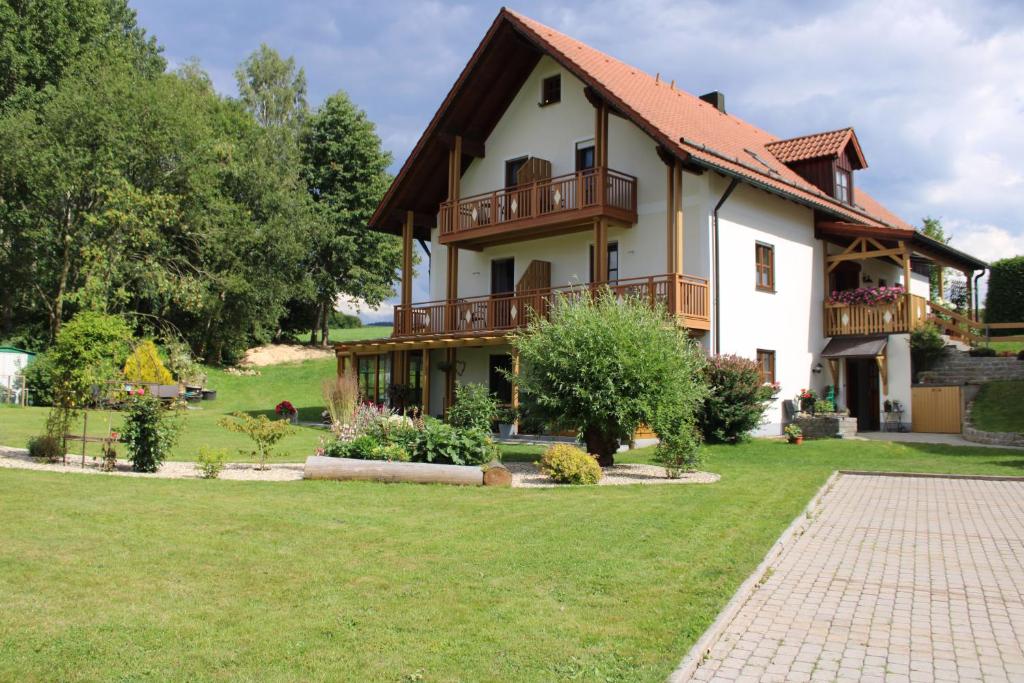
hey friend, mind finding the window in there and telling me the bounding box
[589,241,619,282]
[489,355,513,405]
[505,156,528,188]
[834,168,851,204]
[575,140,595,171]
[755,242,775,292]
[357,354,391,405]
[756,349,776,385]
[540,74,561,106]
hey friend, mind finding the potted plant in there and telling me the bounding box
[275,400,298,424]
[496,405,519,439]
[797,388,817,414]
[784,423,803,445]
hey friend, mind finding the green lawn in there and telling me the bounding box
[972,381,1024,433]
[320,325,392,343]
[987,339,1024,354]
[0,439,1021,682]
[0,358,341,462]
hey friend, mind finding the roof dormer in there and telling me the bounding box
[765,128,867,205]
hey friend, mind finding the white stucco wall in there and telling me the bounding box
[713,179,824,434]
[0,351,32,378]
[429,55,712,302]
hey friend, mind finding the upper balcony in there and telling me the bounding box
[438,167,638,248]
[393,273,710,340]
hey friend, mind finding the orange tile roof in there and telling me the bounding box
[765,128,856,164]
[503,9,909,229]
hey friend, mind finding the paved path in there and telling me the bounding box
[690,474,1024,682]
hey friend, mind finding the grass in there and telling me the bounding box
[0,358,340,462]
[316,325,392,343]
[0,438,1021,682]
[971,380,1024,433]
[986,339,1024,354]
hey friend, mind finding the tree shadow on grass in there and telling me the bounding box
[894,442,1024,472]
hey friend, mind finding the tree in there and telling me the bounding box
[299,91,400,345]
[921,217,951,302]
[0,0,164,107]
[219,412,293,470]
[235,44,307,129]
[984,256,1024,329]
[509,290,707,466]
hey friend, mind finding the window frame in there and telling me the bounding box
[589,241,619,283]
[756,349,776,385]
[834,168,851,204]
[755,241,776,293]
[540,74,561,106]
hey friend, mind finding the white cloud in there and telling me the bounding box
[335,295,394,323]
[944,221,1024,265]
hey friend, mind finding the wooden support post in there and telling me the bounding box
[876,354,889,395]
[936,265,944,301]
[420,349,431,416]
[593,219,608,282]
[444,347,457,414]
[401,211,414,335]
[828,359,840,389]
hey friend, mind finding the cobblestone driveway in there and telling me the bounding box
[690,474,1024,682]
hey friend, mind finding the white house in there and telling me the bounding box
[335,8,986,437]
[0,346,35,405]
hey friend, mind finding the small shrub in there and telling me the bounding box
[100,442,118,472]
[325,434,380,459]
[446,383,498,432]
[408,419,497,466]
[218,412,293,470]
[813,399,835,414]
[164,339,205,385]
[537,444,602,485]
[368,443,410,462]
[121,394,180,472]
[969,346,997,357]
[196,447,228,479]
[353,403,411,441]
[698,355,779,443]
[123,340,174,385]
[653,429,702,478]
[27,434,63,462]
[910,323,947,371]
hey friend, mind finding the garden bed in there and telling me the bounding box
[505,461,719,488]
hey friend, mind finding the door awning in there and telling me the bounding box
[821,335,887,358]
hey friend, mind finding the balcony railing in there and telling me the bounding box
[438,167,637,246]
[824,293,928,336]
[393,273,710,339]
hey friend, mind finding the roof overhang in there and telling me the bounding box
[821,335,887,359]
[816,221,987,272]
[335,334,511,356]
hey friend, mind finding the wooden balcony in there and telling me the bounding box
[393,273,710,340]
[824,293,928,337]
[438,167,637,248]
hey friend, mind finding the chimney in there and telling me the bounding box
[700,91,726,113]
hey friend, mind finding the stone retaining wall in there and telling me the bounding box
[793,414,858,439]
[962,403,1024,448]
[918,349,1024,385]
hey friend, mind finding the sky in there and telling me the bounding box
[134,0,1024,321]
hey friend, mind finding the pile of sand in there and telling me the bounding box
[241,344,333,367]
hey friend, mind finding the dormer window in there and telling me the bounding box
[834,168,851,204]
[540,75,561,106]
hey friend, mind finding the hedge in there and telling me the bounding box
[984,256,1024,332]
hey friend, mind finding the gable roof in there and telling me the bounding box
[765,128,867,168]
[370,8,915,238]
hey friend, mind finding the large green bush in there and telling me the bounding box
[121,394,179,472]
[409,420,496,466]
[510,290,706,466]
[697,355,778,444]
[984,256,1024,330]
[446,382,498,432]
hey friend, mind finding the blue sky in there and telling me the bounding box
[134,0,1024,320]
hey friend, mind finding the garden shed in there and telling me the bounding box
[0,346,35,405]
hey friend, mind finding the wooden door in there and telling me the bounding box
[911,386,962,433]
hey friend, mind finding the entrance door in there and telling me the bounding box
[489,354,513,405]
[846,358,880,431]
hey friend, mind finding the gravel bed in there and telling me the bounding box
[0,447,303,481]
[504,461,720,487]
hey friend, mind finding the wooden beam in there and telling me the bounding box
[444,347,457,415]
[876,354,888,395]
[828,358,840,389]
[673,159,684,274]
[826,246,906,267]
[963,269,974,320]
[437,132,484,158]
[666,161,674,274]
[420,349,431,417]
[511,349,520,416]
[402,210,414,333]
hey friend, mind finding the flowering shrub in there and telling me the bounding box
[827,284,905,306]
[275,400,297,417]
[698,355,780,443]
